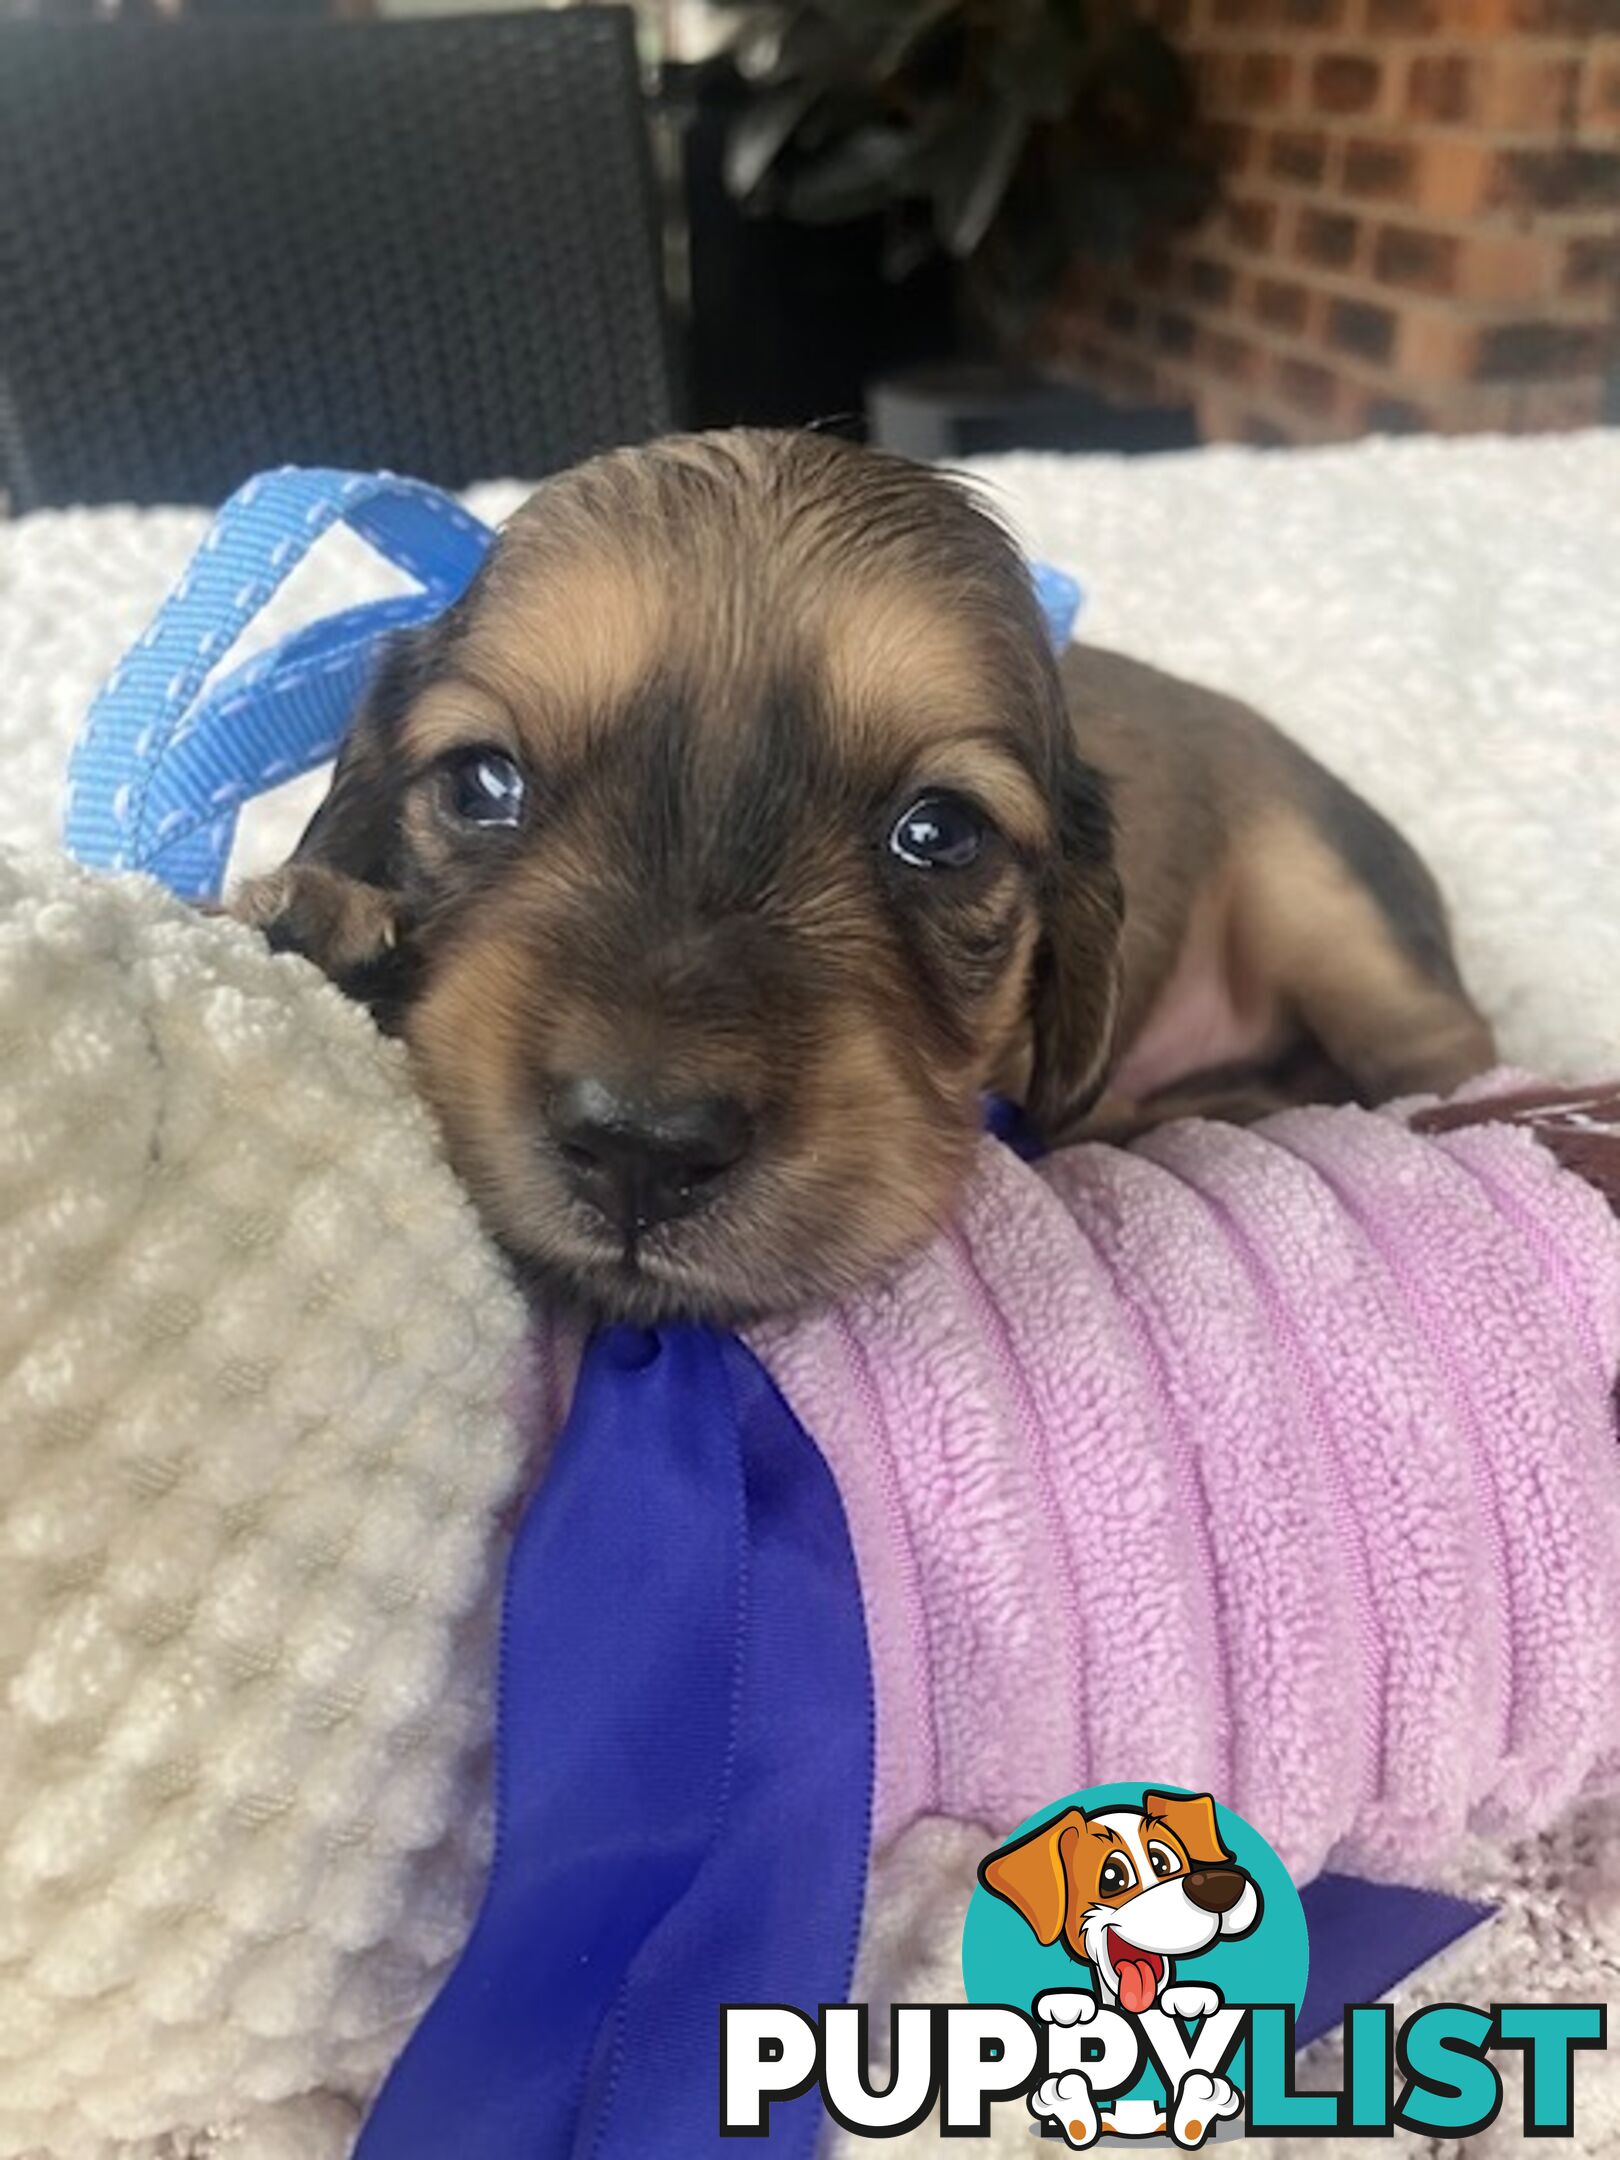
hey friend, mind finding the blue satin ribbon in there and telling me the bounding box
[355,1325,872,2160]
[1298,1875,1492,2048]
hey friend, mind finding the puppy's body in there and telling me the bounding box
[1054,644,1492,1137]
[238,430,1492,1320]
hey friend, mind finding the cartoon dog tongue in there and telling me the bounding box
[1114,1949,1160,2013]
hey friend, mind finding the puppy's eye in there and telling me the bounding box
[1099,1854,1137,1897]
[888,792,986,871]
[445,748,526,828]
[1147,1842,1181,1880]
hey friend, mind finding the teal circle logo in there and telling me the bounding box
[963,1784,1307,2129]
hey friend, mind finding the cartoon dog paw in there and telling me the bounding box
[1171,2069,1242,2148]
[1031,2071,1100,2149]
[1159,1982,1224,2021]
[1034,1989,1100,2026]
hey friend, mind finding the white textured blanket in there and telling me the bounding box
[2,431,1617,2156]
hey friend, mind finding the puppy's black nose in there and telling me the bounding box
[549,1079,753,1234]
[1184,1867,1247,1915]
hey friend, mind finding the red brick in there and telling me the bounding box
[1491,146,1620,210]
[1579,42,1620,132]
[1186,255,1238,306]
[1274,355,1341,414]
[1416,138,1497,214]
[1362,394,1430,432]
[1398,312,1477,379]
[1428,385,1522,432]
[1511,0,1620,29]
[1099,351,1163,403]
[1343,136,1419,198]
[1195,52,1240,109]
[1240,52,1295,108]
[1241,412,1294,445]
[1367,0,1441,27]
[1197,327,1260,381]
[1463,231,1554,303]
[1486,52,1580,130]
[1223,196,1278,252]
[1203,121,1257,177]
[1368,0,1512,24]
[1257,276,1312,330]
[1373,222,1461,292]
[1295,206,1361,267]
[1269,130,1329,185]
[1313,53,1384,115]
[1513,379,1608,427]
[1158,309,1198,357]
[1137,243,1174,290]
[1326,295,1399,362]
[1407,54,1478,122]
[1563,231,1620,295]
[1473,319,1615,377]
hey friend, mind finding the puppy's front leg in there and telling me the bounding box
[231,863,404,1001]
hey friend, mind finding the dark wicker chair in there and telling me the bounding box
[0,10,676,508]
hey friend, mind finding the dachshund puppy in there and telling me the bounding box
[236,430,1492,1321]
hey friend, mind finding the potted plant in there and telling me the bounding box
[691,0,1213,449]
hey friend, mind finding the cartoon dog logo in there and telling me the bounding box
[979,1790,1261,2147]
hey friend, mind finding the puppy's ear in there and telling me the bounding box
[293,621,440,886]
[1026,755,1124,1144]
[231,624,437,1003]
[978,1808,1088,1947]
[1141,1791,1231,1870]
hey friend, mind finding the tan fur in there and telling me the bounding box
[1053,643,1494,1140]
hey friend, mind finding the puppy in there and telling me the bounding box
[236,429,1492,1321]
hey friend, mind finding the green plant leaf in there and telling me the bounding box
[715,0,1215,310]
[925,100,1032,257]
[784,122,923,222]
[724,81,823,197]
[872,0,962,74]
[880,205,941,278]
[985,15,1089,118]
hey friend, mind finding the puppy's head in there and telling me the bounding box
[978,1793,1261,2010]
[256,430,1120,1321]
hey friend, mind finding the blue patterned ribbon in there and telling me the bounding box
[65,467,490,897]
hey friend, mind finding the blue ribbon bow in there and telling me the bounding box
[65,467,1492,2159]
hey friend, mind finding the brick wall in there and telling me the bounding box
[1042,0,1620,442]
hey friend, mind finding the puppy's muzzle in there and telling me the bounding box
[1182,1867,1248,1916]
[549,1077,754,1235]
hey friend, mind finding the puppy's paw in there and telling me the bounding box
[1030,2071,1099,2149]
[1171,2069,1242,2148]
[1159,1982,1223,2021]
[232,864,399,978]
[1034,1989,1099,2026]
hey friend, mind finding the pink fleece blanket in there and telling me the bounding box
[745,1098,1620,1882]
